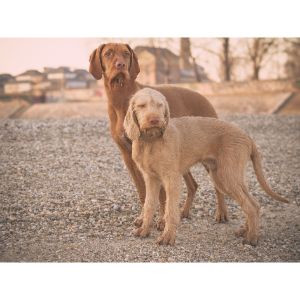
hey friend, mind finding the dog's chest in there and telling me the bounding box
[132,142,162,176]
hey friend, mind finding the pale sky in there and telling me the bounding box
[0,38,287,81]
[0,38,222,80]
[0,38,102,75]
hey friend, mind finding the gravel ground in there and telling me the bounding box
[0,114,299,262]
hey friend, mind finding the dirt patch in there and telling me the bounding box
[207,93,292,114]
[0,99,31,118]
[20,101,108,119]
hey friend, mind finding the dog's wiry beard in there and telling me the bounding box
[140,127,165,141]
[110,72,130,89]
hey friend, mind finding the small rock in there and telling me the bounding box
[112,204,121,211]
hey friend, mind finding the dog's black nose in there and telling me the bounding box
[116,61,126,69]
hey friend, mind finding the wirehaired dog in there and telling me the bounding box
[124,88,288,246]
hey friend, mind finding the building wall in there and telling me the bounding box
[33,81,51,91]
[4,82,32,94]
[157,56,180,84]
[65,81,87,89]
[16,75,43,83]
[137,50,181,84]
[137,51,156,85]
[47,73,76,80]
[46,89,100,102]
[178,79,298,96]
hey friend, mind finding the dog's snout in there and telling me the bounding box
[149,117,160,126]
[115,61,126,70]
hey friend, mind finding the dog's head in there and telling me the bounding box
[89,43,140,88]
[124,88,170,141]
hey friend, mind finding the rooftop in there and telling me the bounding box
[134,46,178,59]
[18,70,43,77]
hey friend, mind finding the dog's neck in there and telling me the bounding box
[103,76,144,142]
[104,76,142,111]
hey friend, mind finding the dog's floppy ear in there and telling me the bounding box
[126,44,140,80]
[163,98,170,126]
[124,99,140,141]
[89,44,105,80]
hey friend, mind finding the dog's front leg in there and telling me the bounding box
[134,175,161,238]
[157,175,181,246]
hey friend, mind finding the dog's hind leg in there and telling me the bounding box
[203,159,229,223]
[230,187,260,246]
[209,166,260,246]
[156,188,166,231]
[215,188,228,223]
[181,172,198,219]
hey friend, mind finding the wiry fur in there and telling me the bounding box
[124,88,289,246]
[89,43,221,230]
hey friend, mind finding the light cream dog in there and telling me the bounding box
[124,88,288,246]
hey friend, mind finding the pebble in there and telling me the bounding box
[112,204,121,211]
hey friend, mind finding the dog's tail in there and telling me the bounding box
[250,142,289,203]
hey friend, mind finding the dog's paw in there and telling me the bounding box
[235,225,247,237]
[134,226,150,238]
[180,207,190,219]
[242,236,258,247]
[156,218,165,231]
[156,230,176,246]
[133,217,143,228]
[215,209,228,223]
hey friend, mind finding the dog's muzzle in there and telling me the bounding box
[139,126,166,141]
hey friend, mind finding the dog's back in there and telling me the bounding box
[168,116,288,204]
[167,116,253,167]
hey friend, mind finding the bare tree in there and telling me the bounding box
[222,38,231,81]
[179,38,204,82]
[193,38,234,81]
[148,38,204,82]
[146,38,178,51]
[284,38,300,79]
[245,38,278,80]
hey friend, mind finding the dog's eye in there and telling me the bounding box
[137,104,146,109]
[124,51,130,57]
[104,50,112,57]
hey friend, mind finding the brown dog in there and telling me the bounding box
[124,88,288,246]
[89,43,226,228]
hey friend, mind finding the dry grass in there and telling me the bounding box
[0,99,30,118]
[279,93,300,115]
[207,93,292,114]
[21,101,108,119]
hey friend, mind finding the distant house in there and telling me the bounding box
[1,65,104,101]
[45,66,76,80]
[64,69,96,89]
[134,46,209,85]
[4,81,33,95]
[65,80,87,89]
[16,70,44,83]
[4,70,43,96]
[0,74,14,95]
[74,69,94,81]
[44,67,95,90]
[134,46,180,85]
